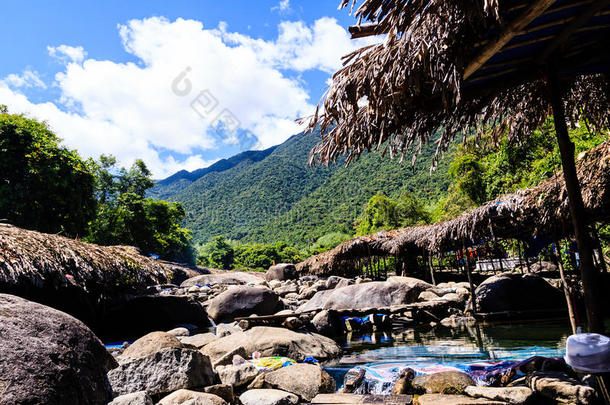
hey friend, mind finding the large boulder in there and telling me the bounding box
[181,272,264,288]
[526,371,597,404]
[464,386,534,405]
[0,294,117,405]
[298,277,431,312]
[157,389,227,405]
[101,295,211,340]
[207,286,282,323]
[108,347,215,397]
[265,264,297,281]
[108,391,154,405]
[263,364,335,401]
[416,394,506,405]
[119,331,182,362]
[201,326,341,363]
[412,371,475,395]
[475,273,565,313]
[239,389,298,405]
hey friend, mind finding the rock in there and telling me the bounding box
[440,315,476,328]
[179,332,218,349]
[207,286,282,323]
[439,293,464,304]
[311,310,342,336]
[298,277,431,312]
[392,368,415,395]
[419,291,440,301]
[167,327,191,337]
[212,346,248,368]
[325,276,349,290]
[412,371,476,395]
[298,286,318,300]
[102,295,211,340]
[201,326,341,363]
[157,389,228,405]
[108,347,215,397]
[181,272,264,287]
[275,284,299,296]
[239,389,299,405]
[204,384,235,404]
[108,391,153,405]
[416,394,507,405]
[263,364,335,401]
[119,332,183,362]
[475,273,565,313]
[0,294,117,405]
[464,386,534,405]
[268,280,282,289]
[526,371,596,404]
[218,363,260,387]
[265,264,297,281]
[216,323,243,337]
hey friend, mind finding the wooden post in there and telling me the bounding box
[593,225,608,274]
[463,242,477,314]
[555,240,578,334]
[517,240,524,273]
[428,254,437,286]
[547,68,605,333]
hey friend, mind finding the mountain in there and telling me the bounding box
[150,130,454,245]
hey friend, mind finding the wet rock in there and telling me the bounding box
[108,391,153,405]
[157,389,227,405]
[201,326,341,363]
[526,371,596,404]
[392,368,415,395]
[108,347,215,397]
[475,273,565,313]
[239,389,299,405]
[167,327,190,337]
[0,294,117,405]
[204,384,235,404]
[343,368,366,393]
[419,290,440,301]
[119,332,182,362]
[416,394,506,405]
[217,363,259,387]
[181,272,264,287]
[464,386,534,405]
[412,371,476,395]
[440,315,477,328]
[311,309,342,336]
[207,286,282,323]
[263,364,335,401]
[265,264,297,281]
[178,332,218,349]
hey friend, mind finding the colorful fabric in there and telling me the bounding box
[249,356,296,370]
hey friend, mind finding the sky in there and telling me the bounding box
[0,0,378,178]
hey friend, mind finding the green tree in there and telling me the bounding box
[197,236,235,269]
[355,192,430,235]
[0,113,96,236]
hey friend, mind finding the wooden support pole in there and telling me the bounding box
[555,240,578,334]
[547,68,605,333]
[517,240,525,273]
[463,242,478,314]
[428,254,437,286]
[593,225,608,273]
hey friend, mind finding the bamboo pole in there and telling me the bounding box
[555,240,578,334]
[547,67,605,333]
[463,241,478,314]
[428,254,436,286]
[593,225,608,274]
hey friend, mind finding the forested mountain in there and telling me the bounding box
[151,130,454,245]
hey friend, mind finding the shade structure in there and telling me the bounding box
[305,0,610,332]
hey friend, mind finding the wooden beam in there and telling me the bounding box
[349,22,383,39]
[464,0,557,79]
[537,0,610,62]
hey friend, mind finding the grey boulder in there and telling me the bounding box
[108,391,153,405]
[263,364,335,401]
[239,389,298,405]
[207,286,282,323]
[265,264,297,281]
[181,272,264,287]
[157,389,228,405]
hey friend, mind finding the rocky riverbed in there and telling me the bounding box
[0,261,603,405]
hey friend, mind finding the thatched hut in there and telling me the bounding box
[304,0,610,332]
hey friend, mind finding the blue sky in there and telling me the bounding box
[0,0,377,177]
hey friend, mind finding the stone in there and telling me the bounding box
[464,386,534,405]
[419,291,440,301]
[204,384,235,404]
[475,273,565,313]
[440,315,477,328]
[157,389,228,405]
[167,327,191,337]
[201,326,341,363]
[119,332,183,362]
[212,346,248,368]
[275,284,299,296]
[263,364,335,401]
[216,323,243,337]
[207,286,282,323]
[265,264,297,281]
[0,294,117,405]
[311,309,342,337]
[179,332,218,349]
[239,389,299,405]
[412,371,476,395]
[217,363,260,387]
[181,272,265,287]
[391,368,415,395]
[108,347,215,397]
[298,286,318,300]
[416,394,507,405]
[325,276,349,290]
[526,371,597,404]
[108,391,153,405]
[268,280,282,289]
[298,277,431,312]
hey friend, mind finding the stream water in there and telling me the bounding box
[324,319,572,393]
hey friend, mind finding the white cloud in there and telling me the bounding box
[3,70,46,89]
[0,17,379,178]
[47,45,88,64]
[272,0,291,13]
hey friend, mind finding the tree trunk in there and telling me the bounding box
[547,69,605,333]
[555,240,578,334]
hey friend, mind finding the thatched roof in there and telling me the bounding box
[297,139,610,275]
[305,0,610,166]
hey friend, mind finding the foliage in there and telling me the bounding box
[86,158,194,263]
[309,232,352,254]
[355,192,431,235]
[197,236,234,270]
[0,113,97,236]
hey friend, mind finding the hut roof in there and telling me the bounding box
[305,0,610,166]
[297,139,610,275]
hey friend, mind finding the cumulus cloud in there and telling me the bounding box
[47,45,88,63]
[0,17,379,178]
[272,0,291,13]
[3,70,46,89]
